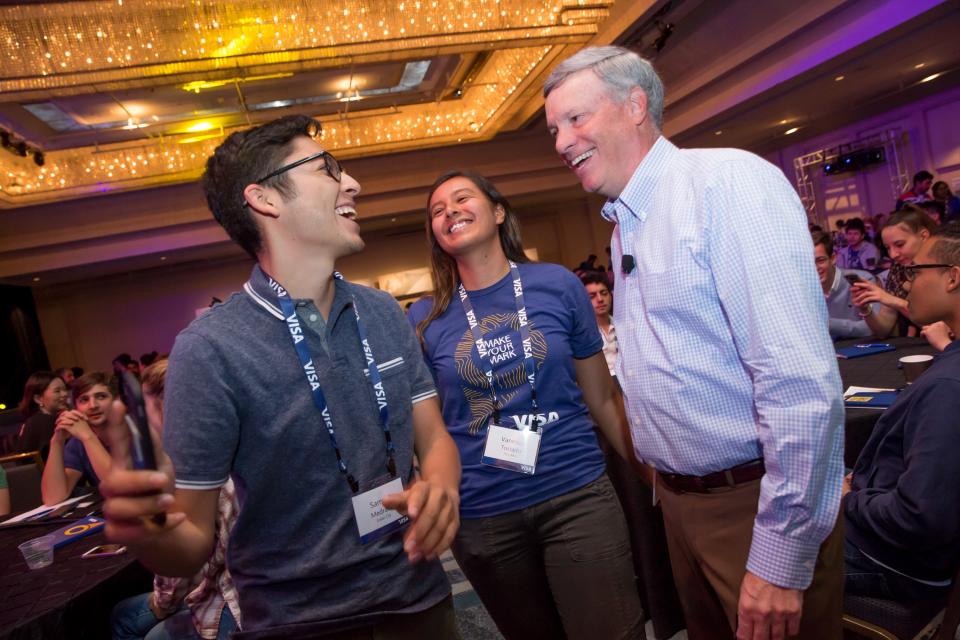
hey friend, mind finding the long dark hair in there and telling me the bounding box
[18,371,60,418]
[417,170,530,343]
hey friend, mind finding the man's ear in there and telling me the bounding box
[243,184,280,219]
[946,265,960,294]
[627,87,648,127]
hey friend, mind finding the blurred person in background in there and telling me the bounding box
[112,358,240,640]
[17,371,70,460]
[580,271,620,377]
[932,181,960,224]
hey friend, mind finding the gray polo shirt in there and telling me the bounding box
[164,265,449,633]
[825,267,876,340]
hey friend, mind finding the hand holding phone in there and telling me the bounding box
[113,366,166,526]
[844,273,864,286]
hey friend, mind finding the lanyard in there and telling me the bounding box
[457,261,539,425]
[269,271,396,493]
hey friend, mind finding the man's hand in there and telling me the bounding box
[54,410,94,442]
[842,472,853,497]
[921,321,954,351]
[382,479,459,563]
[737,571,803,640]
[100,399,186,546]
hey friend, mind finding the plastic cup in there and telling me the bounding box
[900,354,934,384]
[18,535,55,570]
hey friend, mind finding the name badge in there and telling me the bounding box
[481,422,541,475]
[350,476,409,544]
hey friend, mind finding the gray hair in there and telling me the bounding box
[544,46,664,131]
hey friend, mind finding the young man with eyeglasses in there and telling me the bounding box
[100,115,462,638]
[811,230,878,340]
[843,222,960,604]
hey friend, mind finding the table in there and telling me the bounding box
[836,336,936,468]
[0,516,152,639]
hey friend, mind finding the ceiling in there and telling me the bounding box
[1,0,959,287]
[0,0,616,206]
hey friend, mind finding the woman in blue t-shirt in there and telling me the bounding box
[408,170,644,640]
[40,372,114,505]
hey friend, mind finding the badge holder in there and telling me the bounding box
[481,421,542,475]
[350,475,409,544]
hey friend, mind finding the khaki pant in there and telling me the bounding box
[657,476,843,640]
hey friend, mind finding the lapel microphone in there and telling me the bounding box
[621,254,636,274]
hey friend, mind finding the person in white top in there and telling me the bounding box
[580,271,618,376]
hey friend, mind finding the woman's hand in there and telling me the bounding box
[851,280,895,308]
[54,410,94,443]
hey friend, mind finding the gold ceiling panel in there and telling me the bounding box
[0,0,613,206]
[1,0,609,94]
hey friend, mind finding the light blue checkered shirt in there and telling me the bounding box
[603,136,844,589]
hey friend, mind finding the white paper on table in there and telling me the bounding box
[0,493,92,525]
[844,386,895,398]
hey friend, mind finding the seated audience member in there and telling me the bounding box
[112,359,240,640]
[54,367,76,386]
[0,466,9,516]
[581,271,619,376]
[834,218,848,249]
[843,223,960,604]
[917,200,945,226]
[895,170,934,211]
[40,372,114,504]
[140,351,160,368]
[54,367,77,408]
[113,353,141,379]
[17,371,70,460]
[852,209,939,337]
[812,230,877,339]
[933,181,960,224]
[836,218,880,272]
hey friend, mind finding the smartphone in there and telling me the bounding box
[113,366,166,526]
[844,273,864,286]
[82,544,127,558]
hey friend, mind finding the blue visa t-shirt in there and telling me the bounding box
[408,262,606,519]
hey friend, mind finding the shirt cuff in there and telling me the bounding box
[745,525,823,590]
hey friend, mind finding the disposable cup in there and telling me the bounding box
[900,355,934,384]
[18,535,55,570]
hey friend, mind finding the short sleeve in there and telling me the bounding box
[381,294,436,404]
[163,330,239,491]
[563,270,603,359]
[62,437,88,474]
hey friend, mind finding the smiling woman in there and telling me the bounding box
[409,170,645,640]
[40,372,115,505]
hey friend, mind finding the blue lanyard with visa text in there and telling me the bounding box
[269,271,396,493]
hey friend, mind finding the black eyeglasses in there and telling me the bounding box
[903,263,956,282]
[255,150,342,185]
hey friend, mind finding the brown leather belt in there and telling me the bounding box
[657,459,765,494]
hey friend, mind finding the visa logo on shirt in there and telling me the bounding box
[511,412,559,429]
